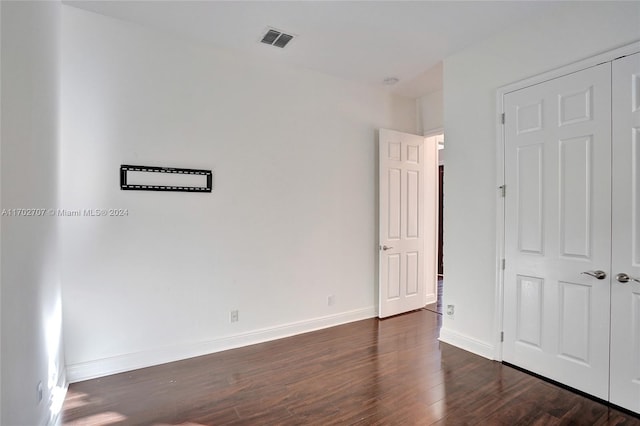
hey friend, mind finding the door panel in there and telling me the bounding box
[558,281,591,365]
[558,86,592,126]
[517,144,543,254]
[503,63,612,399]
[407,170,420,238]
[386,254,401,299]
[559,135,592,259]
[610,51,640,414]
[388,168,401,239]
[515,275,543,348]
[379,129,436,318]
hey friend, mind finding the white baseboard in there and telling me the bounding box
[438,327,495,360]
[66,306,376,383]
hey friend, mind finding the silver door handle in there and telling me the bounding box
[381,245,393,251]
[581,270,607,280]
[615,273,640,283]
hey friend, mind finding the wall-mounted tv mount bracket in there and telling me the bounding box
[120,164,212,193]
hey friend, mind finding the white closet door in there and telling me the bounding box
[610,51,640,414]
[503,63,612,399]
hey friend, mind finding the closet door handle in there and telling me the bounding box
[616,273,640,283]
[581,270,607,280]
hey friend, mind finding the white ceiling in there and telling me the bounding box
[63,1,563,98]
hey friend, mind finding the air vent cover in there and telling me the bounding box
[261,28,294,48]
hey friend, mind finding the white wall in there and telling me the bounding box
[1,2,66,425]
[441,2,640,357]
[418,89,443,135]
[61,6,416,381]
[1,3,3,420]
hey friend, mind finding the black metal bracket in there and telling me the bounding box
[120,164,212,193]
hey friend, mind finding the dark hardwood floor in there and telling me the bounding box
[425,277,444,315]
[63,309,639,425]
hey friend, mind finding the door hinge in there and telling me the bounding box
[499,185,506,198]
[501,113,505,124]
[501,258,506,270]
[500,331,504,342]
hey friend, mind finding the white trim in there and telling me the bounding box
[426,134,440,308]
[499,41,640,96]
[423,127,444,138]
[0,2,3,421]
[424,128,445,166]
[494,90,506,362]
[423,129,444,305]
[494,40,640,363]
[66,306,376,383]
[425,294,437,306]
[439,327,495,360]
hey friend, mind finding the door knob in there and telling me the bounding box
[616,273,640,283]
[381,245,393,251]
[581,270,607,280]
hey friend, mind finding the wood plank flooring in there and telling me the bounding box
[424,277,443,315]
[62,310,640,425]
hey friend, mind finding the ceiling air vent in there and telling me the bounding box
[261,28,294,49]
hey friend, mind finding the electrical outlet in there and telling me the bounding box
[230,310,239,323]
[327,295,334,306]
[446,305,455,317]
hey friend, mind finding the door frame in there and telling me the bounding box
[494,40,640,362]
[424,128,444,304]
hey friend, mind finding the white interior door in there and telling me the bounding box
[610,52,640,414]
[503,63,612,399]
[378,129,437,318]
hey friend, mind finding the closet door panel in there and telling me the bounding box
[610,51,640,415]
[503,63,612,399]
